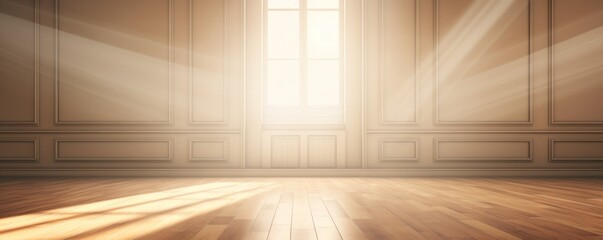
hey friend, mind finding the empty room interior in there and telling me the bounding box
[1,0,602,239]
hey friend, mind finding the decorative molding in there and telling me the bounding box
[433,0,534,125]
[2,130,603,134]
[366,130,603,134]
[2,169,602,177]
[549,139,603,163]
[54,0,174,125]
[379,0,419,125]
[269,135,301,168]
[188,138,229,162]
[0,138,39,163]
[1,0,39,125]
[189,0,229,125]
[378,138,419,162]
[307,135,338,168]
[0,130,241,134]
[434,138,533,163]
[54,139,173,163]
[548,0,603,125]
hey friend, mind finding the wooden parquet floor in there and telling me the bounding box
[0,177,602,240]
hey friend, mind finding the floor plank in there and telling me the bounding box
[0,177,601,240]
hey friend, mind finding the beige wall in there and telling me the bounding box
[0,0,602,176]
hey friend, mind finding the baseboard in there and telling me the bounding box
[1,169,602,177]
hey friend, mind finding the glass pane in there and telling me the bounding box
[308,0,339,9]
[307,11,339,59]
[307,60,339,106]
[267,0,299,9]
[268,11,299,59]
[266,60,300,106]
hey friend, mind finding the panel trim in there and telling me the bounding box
[0,130,241,134]
[54,139,173,162]
[549,139,603,163]
[188,138,229,162]
[378,138,419,162]
[434,138,534,163]
[307,135,338,168]
[548,0,603,125]
[3,130,603,134]
[379,0,419,125]
[54,0,174,125]
[270,135,301,168]
[0,138,39,162]
[2,169,602,177]
[189,0,229,125]
[433,0,534,125]
[1,0,39,125]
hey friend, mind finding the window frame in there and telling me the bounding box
[262,0,345,124]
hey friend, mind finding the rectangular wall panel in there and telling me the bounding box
[56,0,172,124]
[270,136,301,168]
[435,0,531,124]
[550,0,603,124]
[189,139,228,161]
[435,139,532,162]
[0,139,38,162]
[550,140,603,162]
[381,0,417,124]
[379,139,418,162]
[0,0,37,124]
[307,136,337,168]
[190,0,227,123]
[55,139,173,162]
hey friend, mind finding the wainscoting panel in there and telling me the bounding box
[435,139,533,163]
[187,134,242,168]
[0,0,602,176]
[550,0,603,124]
[262,131,345,169]
[55,139,173,162]
[435,0,532,124]
[550,139,603,162]
[0,0,38,124]
[379,139,419,162]
[0,139,38,162]
[55,0,172,124]
[307,135,338,168]
[189,139,228,162]
[365,0,418,129]
[268,135,301,168]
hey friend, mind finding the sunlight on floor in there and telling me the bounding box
[0,181,277,239]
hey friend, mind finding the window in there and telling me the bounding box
[264,0,343,123]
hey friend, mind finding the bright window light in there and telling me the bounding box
[264,0,342,122]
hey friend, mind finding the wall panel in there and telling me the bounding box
[190,0,227,124]
[0,0,38,124]
[550,0,603,124]
[0,0,602,175]
[435,139,533,163]
[307,136,338,168]
[380,0,418,124]
[262,131,345,169]
[55,0,172,124]
[435,0,532,124]
[55,139,173,162]
[190,139,228,162]
[269,135,301,168]
[550,140,603,162]
[0,139,38,162]
[379,139,419,162]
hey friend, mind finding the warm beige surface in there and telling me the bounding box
[0,0,602,174]
[0,177,602,239]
